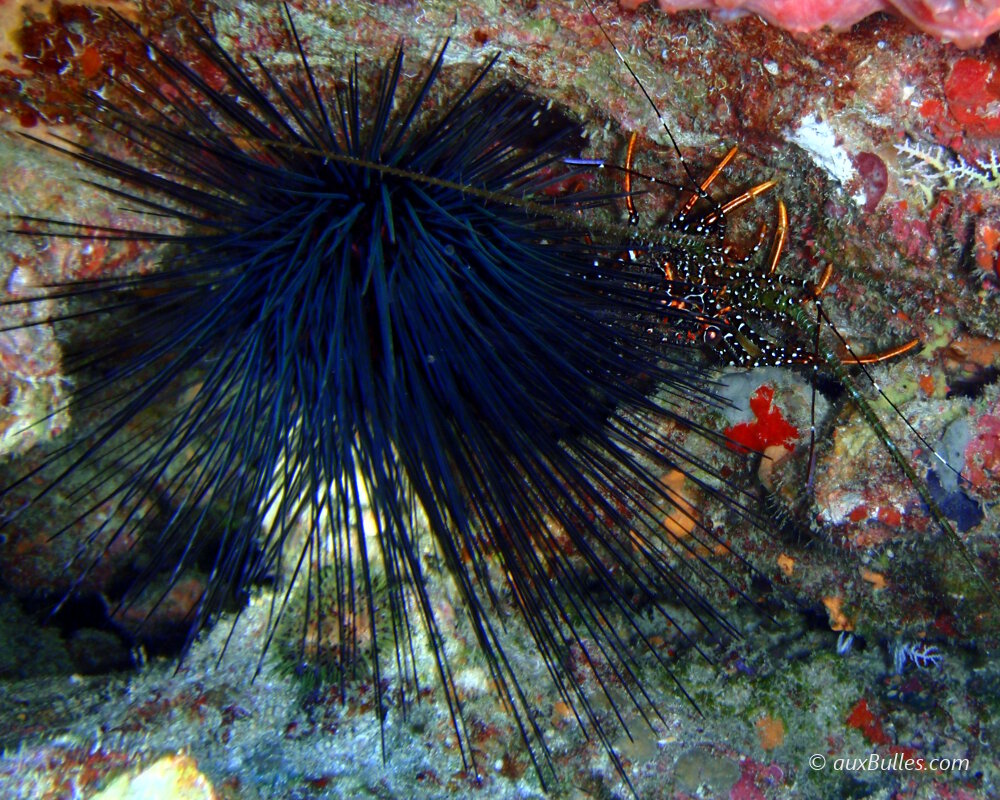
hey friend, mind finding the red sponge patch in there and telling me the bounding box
[946,58,1000,137]
[724,385,799,453]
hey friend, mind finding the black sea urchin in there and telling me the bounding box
[0,7,759,787]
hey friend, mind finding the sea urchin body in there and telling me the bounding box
[1,8,755,786]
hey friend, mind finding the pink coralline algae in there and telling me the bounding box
[853,152,888,214]
[964,406,1000,501]
[620,0,1000,49]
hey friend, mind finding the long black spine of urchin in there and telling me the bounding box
[1,7,762,789]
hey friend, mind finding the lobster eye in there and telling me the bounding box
[703,326,720,343]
